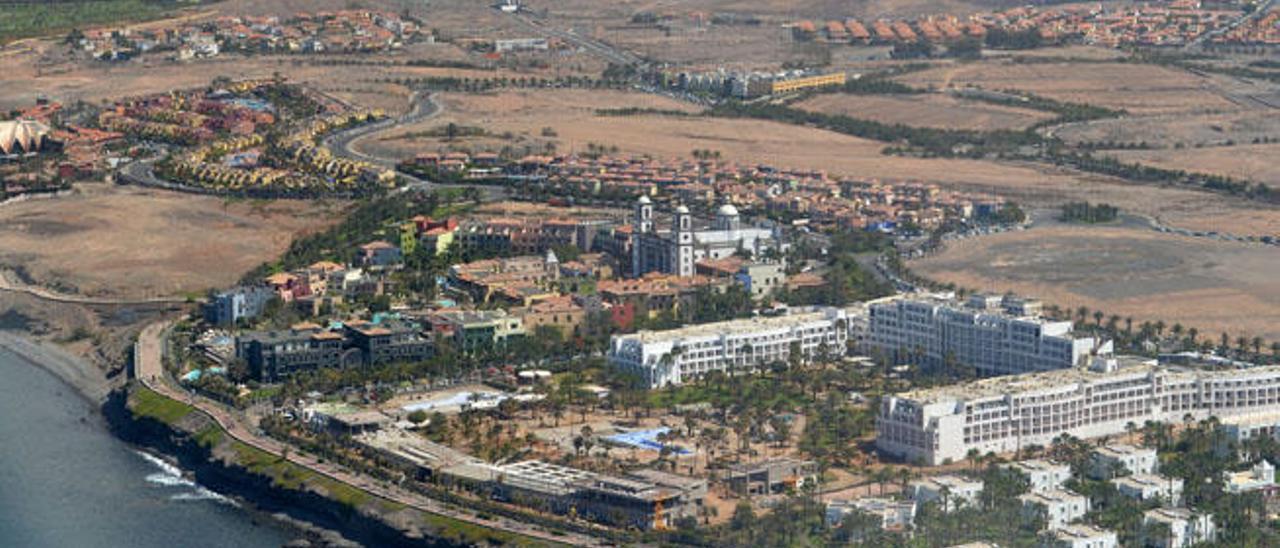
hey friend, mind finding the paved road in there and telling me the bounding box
[1188,0,1276,49]
[134,322,605,546]
[507,12,644,66]
[321,92,508,199]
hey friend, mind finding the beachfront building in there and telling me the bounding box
[1020,489,1088,530]
[630,197,784,278]
[1005,460,1072,494]
[866,293,1102,377]
[236,321,432,382]
[1142,508,1215,548]
[876,356,1280,465]
[607,306,848,388]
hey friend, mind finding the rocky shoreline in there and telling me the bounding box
[0,328,370,548]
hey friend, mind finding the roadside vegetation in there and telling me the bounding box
[0,0,192,44]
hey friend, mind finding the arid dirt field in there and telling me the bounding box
[794,92,1054,130]
[912,221,1280,342]
[0,185,338,298]
[1055,110,1280,148]
[896,61,1241,115]
[1107,144,1280,186]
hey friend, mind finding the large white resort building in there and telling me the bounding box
[877,356,1280,465]
[608,306,850,388]
[630,196,784,278]
[867,293,1106,377]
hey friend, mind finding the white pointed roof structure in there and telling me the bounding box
[0,120,50,155]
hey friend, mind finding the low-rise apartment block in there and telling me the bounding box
[1046,524,1118,548]
[1142,508,1215,548]
[867,293,1101,377]
[1224,460,1276,494]
[826,498,917,531]
[909,474,983,512]
[1111,473,1183,505]
[608,307,849,388]
[877,358,1280,465]
[1089,445,1158,479]
[1020,489,1088,530]
[1006,460,1072,494]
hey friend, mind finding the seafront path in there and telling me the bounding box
[134,321,608,547]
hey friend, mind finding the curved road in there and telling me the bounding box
[134,322,604,546]
[322,92,507,199]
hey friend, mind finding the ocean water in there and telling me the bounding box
[0,347,297,548]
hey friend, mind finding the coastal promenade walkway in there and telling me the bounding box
[134,322,606,547]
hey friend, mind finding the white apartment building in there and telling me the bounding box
[867,293,1102,377]
[1020,489,1089,530]
[826,498,916,530]
[1111,473,1183,505]
[1089,444,1158,479]
[877,357,1280,465]
[1224,460,1276,494]
[909,475,983,512]
[608,306,849,388]
[1142,508,1215,548]
[1006,460,1072,494]
[1216,410,1280,459]
[1047,524,1118,548]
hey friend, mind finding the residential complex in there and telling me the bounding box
[867,293,1103,377]
[877,357,1280,465]
[1088,444,1158,480]
[608,306,851,388]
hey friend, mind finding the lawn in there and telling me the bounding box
[129,385,194,424]
[0,0,193,43]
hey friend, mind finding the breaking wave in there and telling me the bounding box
[135,450,238,506]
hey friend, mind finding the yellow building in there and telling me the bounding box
[770,72,847,95]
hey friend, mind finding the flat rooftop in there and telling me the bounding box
[618,307,841,344]
[895,357,1160,403]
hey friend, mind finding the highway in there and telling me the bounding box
[133,321,606,546]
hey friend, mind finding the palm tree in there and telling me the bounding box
[1124,317,1134,336]
[967,448,981,472]
[1076,306,1089,325]
[1251,337,1264,358]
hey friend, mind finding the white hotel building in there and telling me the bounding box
[608,307,849,389]
[867,293,1103,377]
[877,356,1280,465]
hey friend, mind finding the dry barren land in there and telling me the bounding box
[794,92,1054,131]
[912,222,1280,342]
[0,185,337,299]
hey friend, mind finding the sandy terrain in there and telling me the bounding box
[794,92,1054,131]
[0,184,338,298]
[912,222,1280,341]
[1107,144,1280,186]
[897,61,1241,115]
[1056,110,1280,149]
